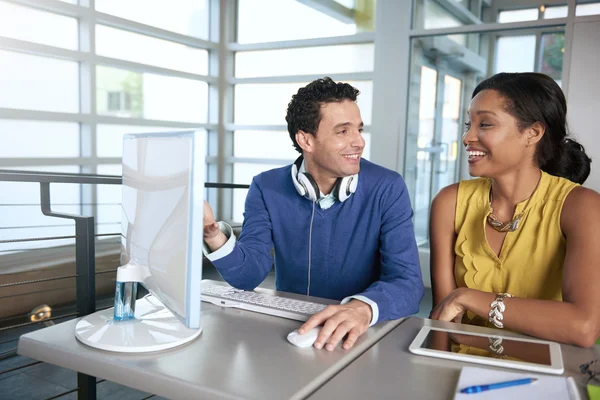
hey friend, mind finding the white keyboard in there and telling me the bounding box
[200,281,328,322]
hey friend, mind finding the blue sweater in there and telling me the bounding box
[212,159,424,322]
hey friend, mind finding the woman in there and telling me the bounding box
[429,72,600,347]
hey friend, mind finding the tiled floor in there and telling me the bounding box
[0,265,433,399]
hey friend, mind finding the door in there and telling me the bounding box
[405,64,464,246]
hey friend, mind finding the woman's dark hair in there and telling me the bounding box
[286,77,360,153]
[472,72,591,184]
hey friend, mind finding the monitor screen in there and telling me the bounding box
[120,130,205,329]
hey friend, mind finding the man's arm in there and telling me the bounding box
[356,175,424,321]
[204,175,274,290]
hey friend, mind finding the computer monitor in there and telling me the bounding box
[75,130,206,353]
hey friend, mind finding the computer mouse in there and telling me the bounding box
[286,327,322,348]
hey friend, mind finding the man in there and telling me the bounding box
[204,77,423,350]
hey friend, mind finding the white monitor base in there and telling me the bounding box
[75,295,202,353]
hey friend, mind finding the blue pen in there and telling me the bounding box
[460,377,538,394]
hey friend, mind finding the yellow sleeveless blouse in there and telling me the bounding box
[454,171,579,327]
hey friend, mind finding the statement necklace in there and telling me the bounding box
[487,177,541,233]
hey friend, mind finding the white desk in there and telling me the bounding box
[17,286,403,400]
[309,317,600,400]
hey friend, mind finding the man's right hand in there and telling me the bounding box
[203,200,228,252]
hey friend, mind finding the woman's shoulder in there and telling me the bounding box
[561,185,600,222]
[558,186,600,250]
[542,172,581,200]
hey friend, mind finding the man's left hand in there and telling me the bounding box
[299,299,372,351]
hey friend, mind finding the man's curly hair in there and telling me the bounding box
[285,77,360,153]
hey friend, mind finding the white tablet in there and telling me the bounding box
[408,326,564,374]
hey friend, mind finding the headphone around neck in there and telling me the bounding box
[290,156,358,203]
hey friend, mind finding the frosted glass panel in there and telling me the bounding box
[235,44,374,78]
[95,0,209,39]
[0,120,79,158]
[97,164,123,226]
[0,166,80,252]
[96,25,209,75]
[232,163,285,222]
[544,6,568,19]
[234,81,373,125]
[494,36,536,73]
[576,2,600,16]
[97,125,199,157]
[498,8,538,23]
[237,0,373,43]
[0,1,78,50]
[234,131,298,160]
[0,51,79,113]
[96,66,208,122]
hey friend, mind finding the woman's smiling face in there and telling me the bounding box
[462,89,533,178]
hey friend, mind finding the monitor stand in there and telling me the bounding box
[75,264,202,353]
[75,294,202,353]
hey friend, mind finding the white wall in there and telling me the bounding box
[565,19,600,192]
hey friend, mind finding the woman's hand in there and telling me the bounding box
[430,287,469,323]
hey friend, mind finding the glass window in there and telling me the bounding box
[237,0,374,44]
[234,131,299,160]
[0,225,78,253]
[97,125,195,157]
[544,6,568,19]
[494,35,536,73]
[0,165,81,252]
[498,8,539,23]
[232,162,287,222]
[0,120,79,158]
[539,32,565,81]
[414,0,482,30]
[334,0,355,7]
[0,165,81,205]
[234,81,373,125]
[0,1,78,50]
[0,50,79,113]
[96,66,208,122]
[96,25,209,75]
[362,133,371,160]
[423,0,464,29]
[235,44,374,78]
[233,130,371,160]
[96,165,122,232]
[95,0,209,39]
[576,2,600,16]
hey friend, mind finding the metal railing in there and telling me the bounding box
[0,169,249,400]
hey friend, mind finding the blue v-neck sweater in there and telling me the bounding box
[212,159,424,322]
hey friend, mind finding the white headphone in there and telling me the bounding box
[290,156,358,203]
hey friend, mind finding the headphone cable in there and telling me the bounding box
[307,200,316,296]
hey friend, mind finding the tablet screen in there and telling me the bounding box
[420,328,552,366]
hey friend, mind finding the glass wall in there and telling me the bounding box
[0,0,211,252]
[405,0,570,246]
[237,0,375,43]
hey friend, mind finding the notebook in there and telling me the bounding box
[453,366,581,400]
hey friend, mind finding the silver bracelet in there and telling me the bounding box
[488,293,512,329]
[488,336,505,357]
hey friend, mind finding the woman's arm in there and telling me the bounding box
[429,183,459,307]
[431,187,600,347]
